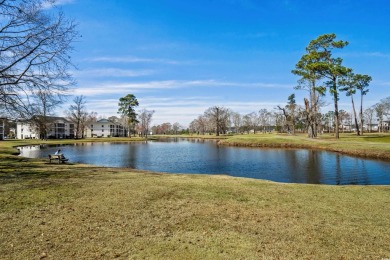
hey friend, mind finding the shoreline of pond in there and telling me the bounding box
[4,132,390,163]
[14,136,390,185]
[155,133,390,161]
[218,139,390,161]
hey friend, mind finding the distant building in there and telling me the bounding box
[16,116,75,139]
[84,119,127,138]
[364,123,378,132]
[381,121,390,132]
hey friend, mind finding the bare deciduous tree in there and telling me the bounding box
[242,113,252,134]
[0,0,78,118]
[277,94,297,134]
[204,106,230,136]
[231,111,242,134]
[66,95,87,139]
[29,90,60,139]
[364,107,375,132]
[189,116,207,135]
[138,109,154,138]
[172,122,181,134]
[258,109,270,133]
[248,112,259,134]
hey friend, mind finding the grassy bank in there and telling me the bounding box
[218,132,390,160]
[1,136,389,259]
[0,137,146,156]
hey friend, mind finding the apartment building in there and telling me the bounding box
[16,116,75,139]
[85,119,127,137]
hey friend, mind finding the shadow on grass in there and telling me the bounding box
[0,155,114,185]
[361,135,390,143]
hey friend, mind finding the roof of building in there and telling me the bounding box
[96,119,110,123]
[17,116,71,123]
[93,119,125,127]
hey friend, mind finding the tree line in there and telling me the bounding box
[187,97,390,136]
[188,33,382,137]
[291,33,372,138]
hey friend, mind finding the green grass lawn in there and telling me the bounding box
[1,135,389,259]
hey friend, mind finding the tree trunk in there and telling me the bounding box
[76,118,80,139]
[127,121,132,138]
[360,93,364,135]
[351,95,360,135]
[312,87,318,138]
[333,83,340,139]
[215,108,220,136]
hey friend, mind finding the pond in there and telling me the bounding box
[18,138,390,185]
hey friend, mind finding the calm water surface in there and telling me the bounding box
[18,138,390,185]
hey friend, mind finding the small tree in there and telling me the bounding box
[292,47,326,138]
[355,74,372,135]
[364,107,375,132]
[118,94,139,137]
[242,114,252,134]
[277,94,296,134]
[66,95,87,139]
[204,106,229,136]
[30,90,61,139]
[305,33,350,139]
[172,122,181,134]
[231,112,242,134]
[258,109,271,133]
[339,72,360,135]
[248,112,259,134]
[138,109,154,138]
[374,102,385,132]
[338,110,351,132]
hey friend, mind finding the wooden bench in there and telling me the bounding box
[48,154,69,164]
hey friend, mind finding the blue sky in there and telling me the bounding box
[55,0,390,126]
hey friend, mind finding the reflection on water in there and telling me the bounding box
[18,139,390,185]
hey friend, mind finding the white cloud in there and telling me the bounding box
[377,81,390,86]
[72,79,293,96]
[343,52,390,59]
[364,52,390,58]
[86,56,195,65]
[42,0,74,9]
[74,68,155,78]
